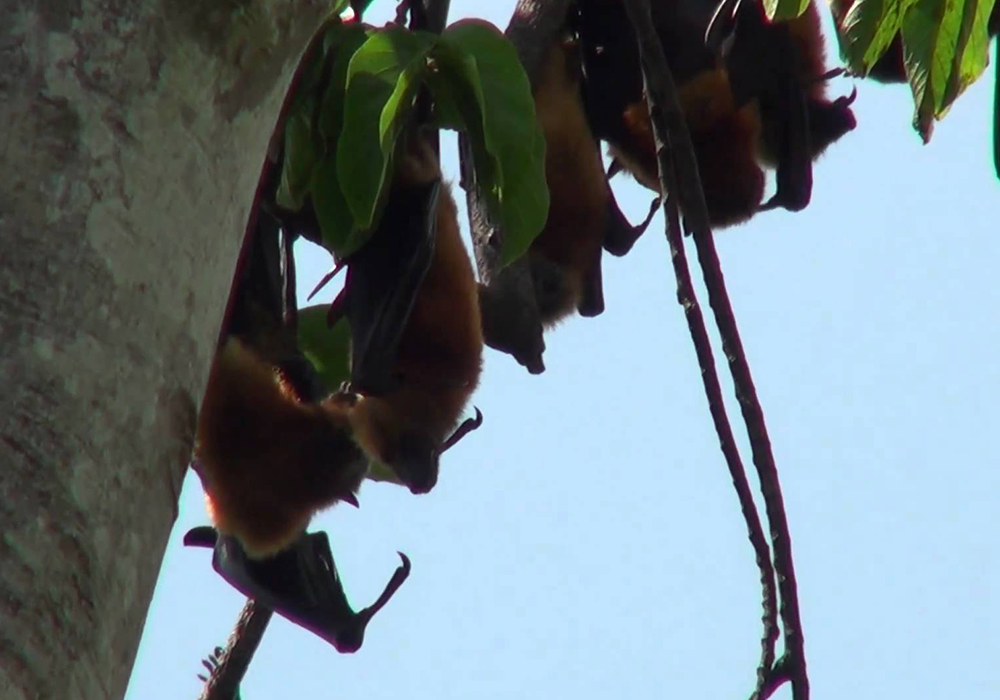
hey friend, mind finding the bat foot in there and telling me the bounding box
[835,87,859,110]
[333,551,412,653]
[603,195,660,256]
[759,190,810,213]
[185,528,410,653]
[439,407,484,454]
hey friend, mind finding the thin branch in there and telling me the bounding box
[198,600,273,700]
[618,0,787,697]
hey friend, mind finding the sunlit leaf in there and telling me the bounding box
[275,97,320,211]
[337,28,436,232]
[839,0,912,76]
[437,20,548,266]
[764,0,811,22]
[902,0,995,141]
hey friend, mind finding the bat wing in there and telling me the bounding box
[184,527,410,653]
[722,0,813,213]
[760,67,812,212]
[345,179,441,396]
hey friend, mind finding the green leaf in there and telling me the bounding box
[436,20,548,266]
[275,96,321,211]
[764,0,811,22]
[838,0,911,76]
[297,304,352,391]
[275,19,367,212]
[337,27,436,233]
[901,0,995,140]
[425,39,500,199]
[317,24,371,146]
[310,156,360,255]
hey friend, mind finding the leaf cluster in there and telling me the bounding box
[272,13,548,476]
[275,15,547,264]
[831,0,997,137]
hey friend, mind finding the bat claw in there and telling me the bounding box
[439,407,484,454]
[307,261,346,301]
[815,67,845,83]
[342,492,360,509]
[837,86,858,108]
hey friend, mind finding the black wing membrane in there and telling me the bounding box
[721,0,814,212]
[185,527,410,653]
[344,178,441,397]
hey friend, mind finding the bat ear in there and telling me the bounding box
[390,433,440,494]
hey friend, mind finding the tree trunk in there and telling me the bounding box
[0,2,325,698]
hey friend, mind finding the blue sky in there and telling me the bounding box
[127,3,999,698]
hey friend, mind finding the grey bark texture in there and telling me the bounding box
[0,1,326,698]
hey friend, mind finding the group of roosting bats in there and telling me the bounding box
[182,0,990,656]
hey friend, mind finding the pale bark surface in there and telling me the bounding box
[0,1,325,698]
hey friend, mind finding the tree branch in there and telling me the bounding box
[619,1,800,698]
[198,601,273,700]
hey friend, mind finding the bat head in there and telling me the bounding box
[389,432,440,495]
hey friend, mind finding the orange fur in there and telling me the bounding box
[195,338,367,558]
[529,37,609,325]
[580,0,853,220]
[348,142,483,492]
[611,69,765,228]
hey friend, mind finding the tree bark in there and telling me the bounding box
[0,1,326,698]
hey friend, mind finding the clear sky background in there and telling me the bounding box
[126,2,999,698]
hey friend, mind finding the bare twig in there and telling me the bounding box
[619,0,800,698]
[198,601,273,700]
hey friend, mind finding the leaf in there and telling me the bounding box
[317,24,371,146]
[275,96,321,211]
[436,20,549,266]
[764,0,811,22]
[275,19,367,212]
[424,39,500,202]
[310,157,360,255]
[839,0,912,75]
[901,0,995,141]
[297,304,352,391]
[337,27,436,235]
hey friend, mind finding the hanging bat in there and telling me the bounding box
[329,124,485,494]
[577,0,855,225]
